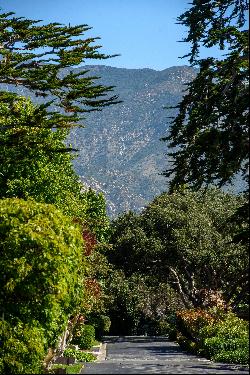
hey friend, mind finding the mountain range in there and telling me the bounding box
[67,65,197,216]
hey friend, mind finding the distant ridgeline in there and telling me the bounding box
[2,64,245,216]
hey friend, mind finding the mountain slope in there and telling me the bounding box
[68,65,197,216]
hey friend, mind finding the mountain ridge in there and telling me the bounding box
[68,64,197,216]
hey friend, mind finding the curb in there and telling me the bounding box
[96,343,107,362]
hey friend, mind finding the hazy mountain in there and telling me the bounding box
[68,65,197,216]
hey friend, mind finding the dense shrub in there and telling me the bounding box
[212,349,249,365]
[0,198,86,346]
[200,312,249,364]
[87,313,111,339]
[175,309,216,341]
[63,348,96,362]
[0,319,46,374]
[0,198,87,373]
[175,309,249,365]
[71,324,96,350]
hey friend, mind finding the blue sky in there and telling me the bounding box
[1,0,226,70]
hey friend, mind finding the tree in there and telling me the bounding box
[162,0,249,191]
[0,10,120,136]
[0,95,113,314]
[0,96,110,228]
[0,97,83,212]
[109,189,248,309]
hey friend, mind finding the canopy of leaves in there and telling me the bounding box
[109,189,248,308]
[162,0,249,191]
[104,270,184,335]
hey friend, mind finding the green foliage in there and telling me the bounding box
[0,319,46,374]
[87,314,111,339]
[0,96,111,248]
[202,313,249,364]
[104,271,144,335]
[163,0,249,191]
[0,10,119,130]
[84,189,111,243]
[109,188,248,308]
[212,349,249,365]
[104,270,183,335]
[63,348,96,362]
[71,325,96,350]
[0,198,86,348]
[199,311,249,341]
[0,96,87,217]
[0,10,114,372]
[175,309,249,365]
[50,363,83,374]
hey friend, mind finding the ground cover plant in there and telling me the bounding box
[50,363,83,374]
[63,348,97,362]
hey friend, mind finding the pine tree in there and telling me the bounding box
[162,0,249,191]
[0,11,120,137]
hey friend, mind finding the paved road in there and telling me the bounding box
[81,336,249,374]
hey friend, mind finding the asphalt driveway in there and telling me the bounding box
[80,336,249,374]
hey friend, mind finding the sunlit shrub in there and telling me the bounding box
[63,348,96,362]
[176,309,216,340]
[0,198,86,347]
[212,349,249,365]
[175,308,249,365]
[0,319,46,374]
[0,198,87,373]
[71,324,96,350]
[201,312,249,364]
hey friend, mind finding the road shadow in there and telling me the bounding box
[102,335,171,344]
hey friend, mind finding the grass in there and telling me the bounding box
[66,363,83,374]
[50,363,83,374]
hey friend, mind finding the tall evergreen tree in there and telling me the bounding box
[0,11,120,139]
[162,0,249,191]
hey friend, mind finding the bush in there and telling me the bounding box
[0,319,46,374]
[175,309,216,341]
[71,324,96,350]
[175,309,249,365]
[201,312,249,364]
[0,198,86,348]
[212,349,249,365]
[50,363,83,374]
[204,336,248,357]
[63,348,96,362]
[0,198,87,373]
[87,314,111,339]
